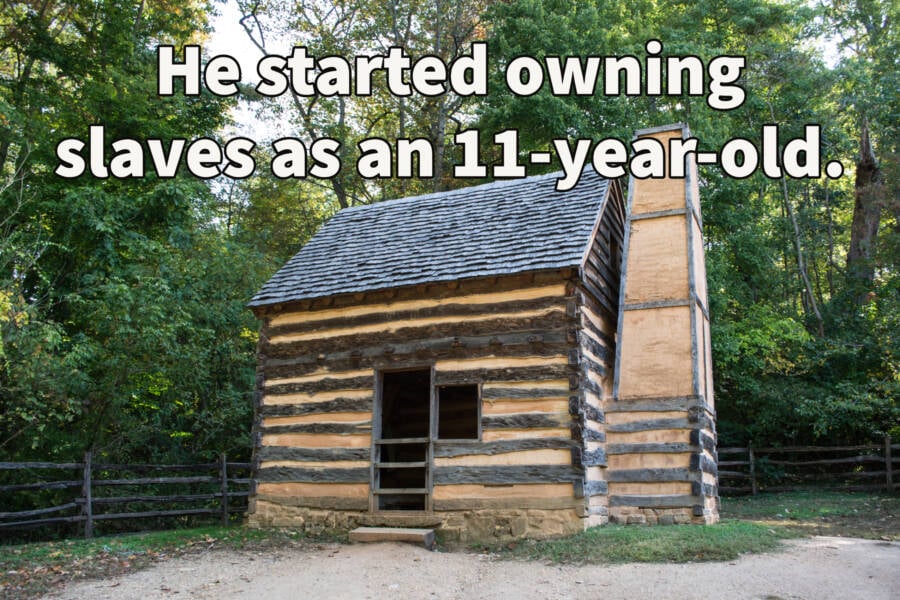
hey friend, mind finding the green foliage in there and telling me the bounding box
[0,1,264,463]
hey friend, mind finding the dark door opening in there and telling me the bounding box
[374,369,431,511]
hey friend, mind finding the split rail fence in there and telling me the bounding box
[718,436,897,495]
[0,452,251,538]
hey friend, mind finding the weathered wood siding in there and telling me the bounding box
[609,124,719,524]
[248,270,587,531]
[572,176,626,525]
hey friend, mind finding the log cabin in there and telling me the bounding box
[246,124,719,541]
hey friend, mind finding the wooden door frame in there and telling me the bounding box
[370,365,435,514]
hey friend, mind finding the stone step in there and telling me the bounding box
[349,526,435,549]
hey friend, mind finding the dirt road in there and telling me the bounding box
[46,536,898,600]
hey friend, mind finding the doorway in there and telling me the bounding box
[373,369,432,511]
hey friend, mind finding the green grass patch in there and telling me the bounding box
[721,490,899,540]
[488,520,799,564]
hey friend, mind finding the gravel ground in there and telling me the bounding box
[45,536,898,600]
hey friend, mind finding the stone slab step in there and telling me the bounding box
[349,526,435,549]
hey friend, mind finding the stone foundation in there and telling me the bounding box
[608,502,719,525]
[247,499,585,543]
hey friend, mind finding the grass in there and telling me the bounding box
[485,520,799,564]
[721,489,899,540]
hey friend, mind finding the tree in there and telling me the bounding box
[0,0,264,462]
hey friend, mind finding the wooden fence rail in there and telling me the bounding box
[0,452,251,538]
[719,436,897,495]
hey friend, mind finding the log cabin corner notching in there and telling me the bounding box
[246,124,719,541]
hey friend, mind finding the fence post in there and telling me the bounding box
[748,444,758,495]
[82,450,93,538]
[219,453,229,526]
[886,435,893,491]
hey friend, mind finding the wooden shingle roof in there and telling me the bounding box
[249,169,611,307]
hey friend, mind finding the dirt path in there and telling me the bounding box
[46,536,898,600]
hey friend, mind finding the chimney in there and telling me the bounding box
[609,123,718,524]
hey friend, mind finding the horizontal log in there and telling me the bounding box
[266,312,569,357]
[572,423,606,443]
[764,455,885,467]
[607,442,695,454]
[266,339,571,380]
[582,480,608,497]
[718,470,750,478]
[689,429,717,453]
[434,465,582,485]
[93,476,219,487]
[258,446,371,462]
[580,402,604,423]
[435,364,571,386]
[0,480,82,493]
[265,375,375,396]
[691,481,718,497]
[607,468,692,483]
[718,460,750,467]
[0,502,78,519]
[482,386,569,400]
[609,494,699,508]
[255,494,369,511]
[261,397,373,417]
[264,276,568,317]
[268,294,566,337]
[262,422,372,435]
[433,497,579,511]
[690,453,718,476]
[80,493,234,505]
[433,438,576,457]
[754,444,882,453]
[92,463,218,471]
[607,417,694,433]
[0,515,84,529]
[0,462,82,470]
[582,448,607,467]
[607,395,702,412]
[259,466,369,483]
[482,414,570,429]
[92,508,220,521]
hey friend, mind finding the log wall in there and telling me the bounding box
[610,123,719,524]
[247,269,594,541]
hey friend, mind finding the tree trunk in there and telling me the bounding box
[846,118,883,287]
